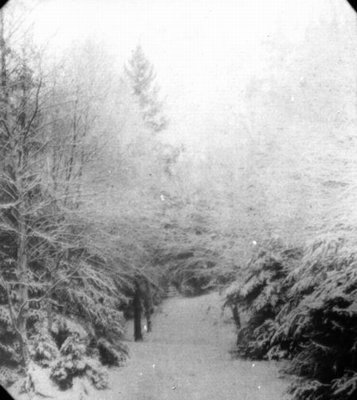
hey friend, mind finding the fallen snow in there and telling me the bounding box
[8,292,289,400]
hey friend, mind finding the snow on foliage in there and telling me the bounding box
[226,236,357,400]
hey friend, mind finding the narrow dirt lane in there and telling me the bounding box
[106,292,288,400]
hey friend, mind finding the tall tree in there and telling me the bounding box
[125,45,168,133]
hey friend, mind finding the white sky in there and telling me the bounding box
[8,0,352,148]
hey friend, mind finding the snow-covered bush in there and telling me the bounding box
[227,235,357,400]
[283,238,357,400]
[224,239,302,358]
[0,303,21,387]
[29,327,59,367]
[50,333,108,390]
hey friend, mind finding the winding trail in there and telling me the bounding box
[106,292,288,400]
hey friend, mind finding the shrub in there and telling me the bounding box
[0,304,22,387]
[224,239,302,358]
[283,252,357,400]
[50,334,108,390]
[29,327,59,367]
[96,338,127,367]
[50,315,89,349]
[227,236,357,400]
[0,305,21,368]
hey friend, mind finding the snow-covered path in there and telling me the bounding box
[105,292,288,400]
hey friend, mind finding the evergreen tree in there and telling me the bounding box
[125,45,168,133]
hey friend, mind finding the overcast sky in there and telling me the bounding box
[12,0,354,149]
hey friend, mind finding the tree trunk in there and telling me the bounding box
[231,304,241,329]
[133,282,143,341]
[17,329,29,370]
[17,212,29,368]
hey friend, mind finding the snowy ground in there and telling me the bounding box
[8,292,289,400]
[105,291,289,400]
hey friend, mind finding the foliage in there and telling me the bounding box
[50,315,89,349]
[283,239,357,399]
[29,326,59,367]
[152,194,240,296]
[50,334,108,390]
[0,305,21,367]
[0,269,22,386]
[125,45,168,133]
[0,5,161,392]
[224,238,302,358]
[226,236,357,400]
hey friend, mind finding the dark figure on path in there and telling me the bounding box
[133,281,143,341]
[133,278,154,341]
[142,281,153,333]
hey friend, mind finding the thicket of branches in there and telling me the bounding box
[0,4,175,393]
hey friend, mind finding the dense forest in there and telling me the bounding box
[1,0,357,399]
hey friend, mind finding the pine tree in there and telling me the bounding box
[125,45,168,133]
